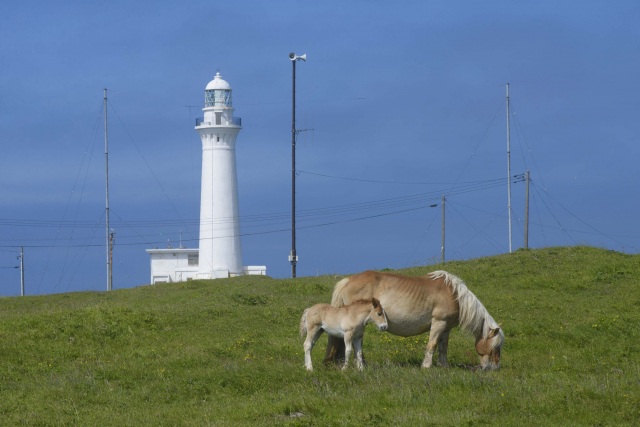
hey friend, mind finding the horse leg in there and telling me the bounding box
[422,320,448,368]
[324,334,345,365]
[342,332,354,370]
[437,329,450,368]
[304,326,324,371]
[353,335,364,371]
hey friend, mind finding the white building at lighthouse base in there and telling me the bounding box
[146,248,266,284]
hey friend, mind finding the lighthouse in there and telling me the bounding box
[195,72,243,279]
[146,72,266,283]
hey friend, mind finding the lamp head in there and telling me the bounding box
[289,52,307,62]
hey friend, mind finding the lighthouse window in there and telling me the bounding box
[205,89,232,107]
[205,90,215,107]
[215,112,222,125]
[219,90,231,106]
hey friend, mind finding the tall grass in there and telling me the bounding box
[0,246,638,425]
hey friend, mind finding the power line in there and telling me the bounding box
[7,174,634,256]
[0,176,522,230]
[109,101,193,234]
[530,180,631,248]
[0,175,524,245]
[447,201,507,253]
[298,170,494,185]
[0,176,525,250]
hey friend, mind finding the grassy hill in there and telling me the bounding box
[1,246,638,426]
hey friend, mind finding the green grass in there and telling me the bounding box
[1,246,639,426]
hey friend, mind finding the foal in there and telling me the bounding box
[299,298,388,371]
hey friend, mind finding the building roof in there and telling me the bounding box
[145,248,199,254]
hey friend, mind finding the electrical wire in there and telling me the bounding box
[0,176,520,248]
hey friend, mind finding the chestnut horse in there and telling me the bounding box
[325,270,504,370]
[300,298,388,371]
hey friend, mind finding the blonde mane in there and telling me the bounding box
[429,270,503,348]
[331,277,350,306]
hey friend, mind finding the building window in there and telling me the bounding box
[188,254,199,266]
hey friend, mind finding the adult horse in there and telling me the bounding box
[324,270,504,370]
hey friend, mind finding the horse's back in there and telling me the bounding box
[334,270,460,336]
[341,270,455,307]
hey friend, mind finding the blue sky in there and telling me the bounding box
[1,1,638,296]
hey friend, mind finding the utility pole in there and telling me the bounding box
[109,230,115,286]
[19,247,24,296]
[506,83,513,253]
[441,195,446,263]
[524,170,530,250]
[104,89,113,291]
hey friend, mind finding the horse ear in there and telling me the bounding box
[488,327,500,338]
[372,297,380,308]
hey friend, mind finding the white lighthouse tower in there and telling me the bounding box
[146,72,265,284]
[195,72,243,279]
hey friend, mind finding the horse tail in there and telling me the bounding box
[299,308,308,338]
[430,270,503,349]
[331,277,350,307]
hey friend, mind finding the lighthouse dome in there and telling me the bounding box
[204,72,233,108]
[206,72,231,90]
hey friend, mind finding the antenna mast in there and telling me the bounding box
[441,195,446,263]
[506,83,513,253]
[104,89,113,291]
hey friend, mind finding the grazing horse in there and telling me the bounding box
[300,298,388,371]
[325,270,504,370]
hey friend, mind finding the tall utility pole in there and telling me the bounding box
[441,195,446,263]
[506,83,513,253]
[524,170,530,249]
[288,52,306,278]
[104,89,113,291]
